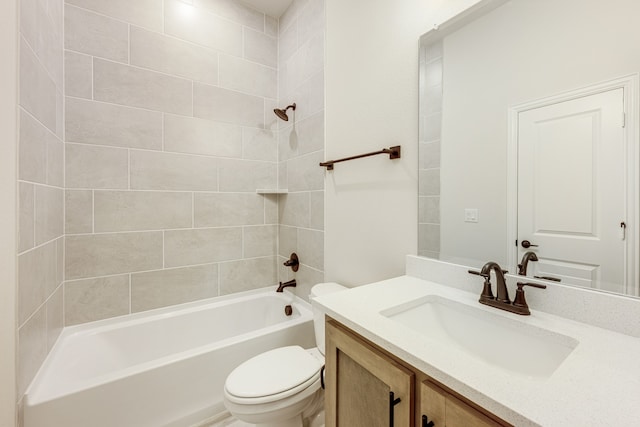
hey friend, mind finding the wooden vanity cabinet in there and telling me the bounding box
[419,379,504,427]
[325,319,511,427]
[325,318,414,427]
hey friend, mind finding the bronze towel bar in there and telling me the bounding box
[319,145,401,170]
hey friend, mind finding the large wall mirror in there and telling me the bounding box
[418,0,640,298]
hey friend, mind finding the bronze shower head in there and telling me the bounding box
[273,103,296,121]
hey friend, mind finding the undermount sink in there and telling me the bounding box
[381,295,578,378]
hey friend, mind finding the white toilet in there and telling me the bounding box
[223,282,346,427]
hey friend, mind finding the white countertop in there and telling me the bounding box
[313,275,640,426]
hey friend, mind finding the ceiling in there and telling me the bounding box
[240,0,294,18]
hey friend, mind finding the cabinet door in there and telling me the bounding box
[326,319,414,427]
[420,381,503,427]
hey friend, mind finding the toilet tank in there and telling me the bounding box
[310,282,346,355]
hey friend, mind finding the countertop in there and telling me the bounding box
[313,275,640,426]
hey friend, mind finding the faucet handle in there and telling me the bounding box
[468,270,494,301]
[468,269,489,278]
[512,282,547,315]
[518,282,547,290]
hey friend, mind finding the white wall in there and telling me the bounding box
[324,0,482,285]
[0,0,18,424]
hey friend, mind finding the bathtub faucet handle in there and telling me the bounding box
[283,253,299,272]
[276,279,297,292]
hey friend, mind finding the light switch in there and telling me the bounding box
[465,208,478,223]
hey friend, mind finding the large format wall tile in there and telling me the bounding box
[18,0,65,397]
[297,228,323,270]
[66,232,163,279]
[219,256,276,295]
[294,111,324,155]
[194,0,264,31]
[219,54,277,99]
[17,240,58,325]
[163,114,242,158]
[94,191,192,232]
[130,26,219,85]
[66,97,163,150]
[217,159,277,192]
[65,0,163,32]
[286,150,324,192]
[242,128,277,162]
[164,0,243,56]
[65,190,93,234]
[164,228,242,268]
[276,0,326,293]
[20,38,57,134]
[93,59,193,115]
[278,192,310,228]
[65,144,129,189]
[46,286,64,350]
[244,28,277,68]
[194,193,265,227]
[59,0,283,327]
[64,51,92,99]
[64,275,130,325]
[18,183,35,253]
[34,185,63,245]
[20,0,64,89]
[18,306,47,396]
[19,110,48,184]
[130,150,219,191]
[131,264,218,312]
[64,5,129,62]
[193,83,264,127]
[310,191,324,231]
[243,225,277,258]
[46,136,63,187]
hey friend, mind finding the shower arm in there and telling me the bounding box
[319,146,401,170]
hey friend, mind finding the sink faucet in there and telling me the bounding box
[518,251,538,276]
[469,261,546,315]
[469,261,510,304]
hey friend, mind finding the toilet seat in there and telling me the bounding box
[224,346,323,405]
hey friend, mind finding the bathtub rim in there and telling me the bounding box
[25,287,312,405]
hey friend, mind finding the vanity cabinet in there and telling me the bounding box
[325,319,510,427]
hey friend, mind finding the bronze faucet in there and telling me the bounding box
[469,261,510,304]
[276,279,297,292]
[518,251,539,276]
[469,262,546,315]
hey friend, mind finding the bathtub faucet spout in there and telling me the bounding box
[276,279,297,292]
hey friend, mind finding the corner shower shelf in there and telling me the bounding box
[256,189,289,194]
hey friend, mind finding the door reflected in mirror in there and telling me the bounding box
[418,0,639,297]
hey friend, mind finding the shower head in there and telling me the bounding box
[273,103,296,121]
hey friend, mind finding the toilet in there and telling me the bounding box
[223,282,346,427]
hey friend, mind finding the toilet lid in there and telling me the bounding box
[225,346,322,399]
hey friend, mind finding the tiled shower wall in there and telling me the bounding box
[418,40,442,258]
[63,0,281,324]
[276,0,326,299]
[17,0,65,398]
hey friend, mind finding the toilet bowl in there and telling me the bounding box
[223,282,346,427]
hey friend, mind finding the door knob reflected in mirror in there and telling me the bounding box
[521,240,539,249]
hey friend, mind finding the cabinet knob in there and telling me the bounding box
[422,414,435,427]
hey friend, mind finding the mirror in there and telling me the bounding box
[418,0,640,297]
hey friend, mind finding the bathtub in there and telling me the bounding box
[23,288,316,427]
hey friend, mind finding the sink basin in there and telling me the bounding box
[381,295,578,378]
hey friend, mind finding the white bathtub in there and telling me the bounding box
[23,288,316,427]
